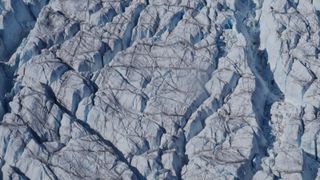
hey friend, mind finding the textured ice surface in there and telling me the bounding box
[1,0,320,179]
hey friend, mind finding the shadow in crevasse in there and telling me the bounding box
[303,151,320,179]
[234,0,284,179]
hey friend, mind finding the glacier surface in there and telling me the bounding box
[0,0,320,179]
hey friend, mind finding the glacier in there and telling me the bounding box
[0,0,320,179]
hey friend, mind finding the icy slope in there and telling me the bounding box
[0,0,320,179]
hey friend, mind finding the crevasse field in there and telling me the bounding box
[0,0,320,179]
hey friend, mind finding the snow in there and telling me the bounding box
[0,0,320,179]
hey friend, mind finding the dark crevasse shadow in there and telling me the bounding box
[303,151,319,180]
[0,62,15,120]
[0,0,49,62]
[316,10,320,59]
[234,0,284,179]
